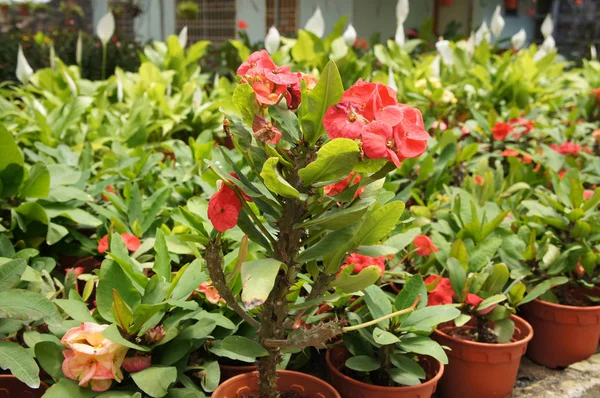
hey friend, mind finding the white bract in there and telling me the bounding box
[116,76,123,102]
[475,21,491,45]
[264,26,281,54]
[491,6,505,40]
[305,6,325,38]
[430,56,441,78]
[541,35,555,52]
[395,24,405,46]
[343,24,357,47]
[178,26,188,48]
[388,67,398,92]
[436,40,454,67]
[16,45,33,84]
[591,45,597,60]
[466,31,476,57]
[396,0,409,24]
[541,14,553,39]
[96,12,115,46]
[511,28,526,50]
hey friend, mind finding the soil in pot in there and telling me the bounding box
[432,314,533,398]
[212,370,340,398]
[522,288,600,368]
[326,346,443,398]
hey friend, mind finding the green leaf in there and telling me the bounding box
[43,378,95,398]
[447,258,466,302]
[345,355,380,372]
[0,289,61,326]
[481,263,509,294]
[0,340,40,388]
[221,336,269,358]
[169,259,207,301]
[299,199,374,231]
[476,294,507,311]
[330,265,382,293]
[394,274,425,322]
[357,201,405,246]
[55,299,95,323]
[390,353,426,380]
[208,340,255,363]
[296,225,357,263]
[97,260,142,324]
[20,162,50,198]
[34,341,64,379]
[298,139,360,185]
[519,276,569,306]
[241,259,282,310]
[301,61,344,145]
[0,123,24,171]
[385,228,421,252]
[291,30,316,62]
[260,157,301,199]
[102,324,150,352]
[154,229,171,282]
[387,367,421,386]
[232,84,259,127]
[494,317,515,344]
[176,319,216,341]
[399,334,448,364]
[131,366,178,398]
[401,305,460,332]
[449,239,468,269]
[0,259,26,291]
[269,106,300,143]
[363,285,392,328]
[112,288,134,331]
[373,328,400,345]
[468,238,503,272]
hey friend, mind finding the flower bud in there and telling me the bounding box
[144,325,166,344]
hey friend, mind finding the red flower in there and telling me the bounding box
[323,102,368,139]
[236,50,276,78]
[425,275,454,306]
[237,20,248,29]
[264,65,299,86]
[252,115,282,144]
[414,235,438,256]
[465,293,483,307]
[501,149,519,157]
[474,175,484,185]
[98,235,109,253]
[521,153,533,164]
[558,169,567,179]
[65,267,84,277]
[492,122,513,140]
[199,281,223,304]
[98,233,140,253]
[550,142,581,156]
[323,171,364,198]
[207,182,243,232]
[362,121,401,167]
[102,185,115,201]
[251,78,288,106]
[509,117,534,138]
[393,105,430,159]
[591,88,600,100]
[584,190,594,200]
[339,253,386,276]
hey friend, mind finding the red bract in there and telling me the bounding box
[323,102,367,139]
[323,171,364,198]
[340,253,386,276]
[236,50,276,78]
[466,293,483,307]
[102,185,115,201]
[425,275,454,306]
[492,122,514,140]
[474,175,484,185]
[252,115,282,144]
[501,149,519,157]
[122,356,151,373]
[264,65,299,86]
[550,142,581,156]
[509,117,534,138]
[237,20,248,29]
[362,121,401,167]
[199,281,223,304]
[121,234,141,252]
[414,235,438,256]
[591,88,600,100]
[393,105,429,159]
[252,78,288,106]
[207,182,243,232]
[98,235,109,253]
[584,190,594,200]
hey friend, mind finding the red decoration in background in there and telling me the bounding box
[440,0,453,7]
[505,0,518,11]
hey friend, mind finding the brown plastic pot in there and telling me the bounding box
[325,346,443,398]
[212,369,340,398]
[219,363,257,383]
[432,314,533,398]
[522,299,600,368]
[0,375,47,397]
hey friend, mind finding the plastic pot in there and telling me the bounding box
[212,369,340,398]
[219,363,257,383]
[0,375,47,397]
[325,346,443,398]
[432,314,533,398]
[522,299,600,368]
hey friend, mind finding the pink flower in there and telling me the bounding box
[98,234,141,253]
[323,172,364,198]
[122,355,152,373]
[61,323,129,392]
[199,281,223,304]
[414,235,438,257]
[550,142,581,156]
[492,122,514,140]
[584,190,594,200]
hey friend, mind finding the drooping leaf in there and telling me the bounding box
[519,276,569,306]
[241,259,282,310]
[260,157,301,199]
[330,266,382,293]
[221,336,269,358]
[0,340,40,388]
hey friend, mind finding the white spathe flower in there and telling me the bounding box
[388,67,398,92]
[264,26,281,54]
[96,12,115,46]
[430,56,440,78]
[591,44,597,60]
[491,6,505,40]
[534,47,547,62]
[64,70,77,96]
[541,14,553,39]
[178,26,188,48]
[466,30,476,57]
[395,23,405,46]
[396,0,409,24]
[511,28,526,50]
[76,31,83,65]
[305,6,325,38]
[16,45,33,84]
[343,23,357,47]
[541,35,555,52]
[475,21,490,45]
[436,40,454,66]
[116,76,123,102]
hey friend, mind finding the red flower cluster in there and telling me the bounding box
[425,275,454,306]
[98,233,141,254]
[492,118,534,140]
[550,142,582,156]
[491,122,514,140]
[501,149,519,157]
[237,20,248,29]
[102,185,115,201]
[323,80,429,168]
[413,235,438,256]
[591,88,600,101]
[339,253,386,276]
[237,50,314,111]
[323,171,364,198]
[207,173,252,232]
[354,38,369,50]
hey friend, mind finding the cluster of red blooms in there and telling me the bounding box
[207,173,251,232]
[98,233,141,253]
[323,171,365,198]
[414,235,438,256]
[591,88,600,101]
[491,118,534,141]
[550,142,581,157]
[354,38,369,50]
[339,253,387,276]
[425,275,487,309]
[323,80,430,167]
[237,20,248,29]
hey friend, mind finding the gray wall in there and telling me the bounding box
[299,0,353,37]
[472,0,535,44]
[236,0,266,44]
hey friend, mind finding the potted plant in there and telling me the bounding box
[181,49,431,397]
[177,1,199,20]
[325,276,459,398]
[519,171,600,368]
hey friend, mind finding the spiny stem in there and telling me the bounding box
[343,295,420,332]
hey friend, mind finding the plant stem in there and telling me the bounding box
[343,295,420,332]
[101,44,107,80]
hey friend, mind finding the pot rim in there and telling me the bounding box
[214,369,340,397]
[531,298,600,311]
[325,347,444,393]
[434,314,533,349]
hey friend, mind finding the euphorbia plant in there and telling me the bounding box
[194,50,430,397]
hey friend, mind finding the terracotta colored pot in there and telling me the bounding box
[326,346,443,398]
[522,299,600,368]
[0,375,47,397]
[432,314,533,398]
[219,363,257,382]
[440,0,453,7]
[212,370,340,398]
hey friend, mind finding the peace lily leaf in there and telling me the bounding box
[241,259,282,310]
[260,157,301,199]
[131,366,177,398]
[96,12,115,46]
[298,139,360,186]
[301,61,344,145]
[221,336,269,358]
[330,265,382,293]
[0,340,40,388]
[345,355,380,372]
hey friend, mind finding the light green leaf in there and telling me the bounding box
[55,299,95,323]
[154,229,171,282]
[476,294,507,311]
[43,378,95,398]
[519,276,569,306]
[387,367,421,386]
[35,341,64,379]
[345,355,380,372]
[0,340,40,388]
[241,259,282,310]
[260,157,301,199]
[330,265,382,293]
[102,324,150,352]
[494,317,515,344]
[232,84,258,127]
[20,162,50,198]
[221,336,269,358]
[363,285,392,329]
[131,366,178,398]
[373,328,400,345]
[298,139,360,186]
[0,259,26,291]
[394,274,425,321]
[169,259,207,301]
[357,201,405,246]
[447,258,466,302]
[399,334,448,364]
[401,305,460,332]
[0,289,61,326]
[299,199,374,231]
[0,123,24,171]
